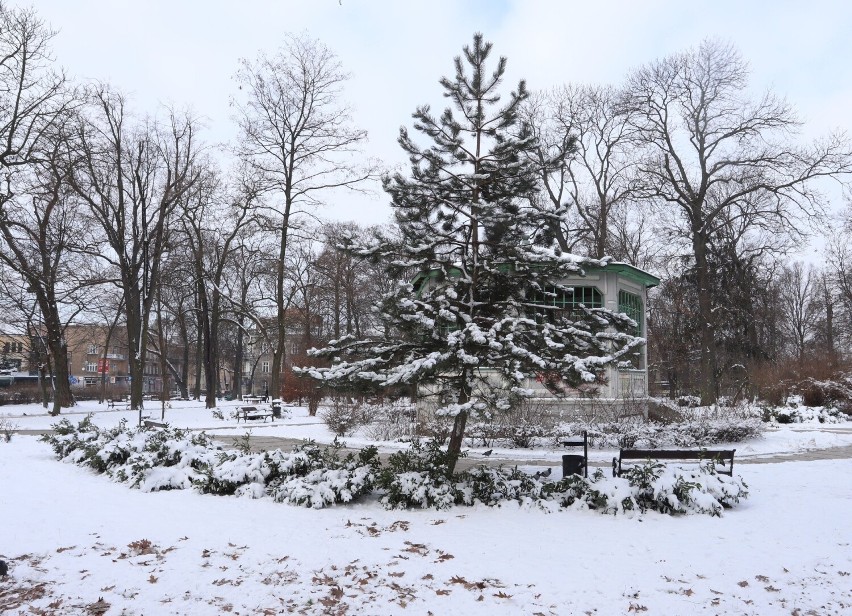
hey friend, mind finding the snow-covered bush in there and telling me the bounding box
[43,419,748,516]
[374,438,748,516]
[115,428,217,491]
[415,409,454,444]
[620,460,748,515]
[195,449,287,497]
[460,465,548,506]
[1,416,17,442]
[466,399,562,449]
[762,405,848,424]
[556,401,764,449]
[266,441,380,508]
[361,400,416,441]
[539,470,615,512]
[559,416,764,449]
[377,439,459,509]
[43,417,219,490]
[798,375,852,412]
[320,399,367,437]
[44,419,381,508]
[43,414,102,459]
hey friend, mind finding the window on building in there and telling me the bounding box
[618,289,644,369]
[291,342,298,355]
[617,290,643,336]
[85,361,98,372]
[262,361,270,373]
[87,343,98,355]
[529,285,603,322]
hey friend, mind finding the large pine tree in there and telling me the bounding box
[306,34,643,472]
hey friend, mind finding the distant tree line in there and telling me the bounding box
[0,3,849,414]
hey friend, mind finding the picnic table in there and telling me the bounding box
[235,406,273,423]
[106,396,128,409]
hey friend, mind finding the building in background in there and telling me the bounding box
[63,324,131,391]
[0,332,29,373]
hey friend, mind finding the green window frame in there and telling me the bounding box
[530,286,603,322]
[617,289,643,336]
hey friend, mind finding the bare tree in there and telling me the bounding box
[69,86,203,415]
[233,33,375,399]
[526,85,644,259]
[826,230,852,355]
[180,166,259,408]
[223,233,276,399]
[626,39,852,403]
[0,3,68,204]
[778,262,817,362]
[0,124,98,412]
[0,3,82,412]
[151,241,194,399]
[312,222,384,341]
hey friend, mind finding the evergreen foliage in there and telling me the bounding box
[43,417,748,516]
[304,34,644,470]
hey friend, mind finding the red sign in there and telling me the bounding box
[97,358,109,374]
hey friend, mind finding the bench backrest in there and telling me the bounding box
[619,449,735,462]
[615,448,735,477]
[240,406,258,413]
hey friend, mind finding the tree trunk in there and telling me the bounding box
[42,309,74,414]
[823,277,835,368]
[446,371,472,474]
[124,288,146,416]
[193,310,203,400]
[595,194,608,259]
[99,305,124,403]
[692,231,717,405]
[234,317,244,400]
[178,310,190,399]
[38,361,50,409]
[155,289,170,419]
[198,283,216,409]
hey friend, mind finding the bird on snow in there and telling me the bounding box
[482,449,493,456]
[534,468,552,479]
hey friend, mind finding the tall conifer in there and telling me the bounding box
[306,34,642,472]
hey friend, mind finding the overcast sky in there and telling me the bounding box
[29,0,852,258]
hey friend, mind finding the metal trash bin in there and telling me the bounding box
[271,401,282,419]
[562,454,585,478]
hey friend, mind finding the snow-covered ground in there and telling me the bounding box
[3,398,852,464]
[5,401,852,454]
[2,432,851,614]
[2,399,852,613]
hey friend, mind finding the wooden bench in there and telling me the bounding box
[613,449,736,477]
[235,406,273,423]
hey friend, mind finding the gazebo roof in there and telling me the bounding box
[412,260,661,291]
[584,262,661,289]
